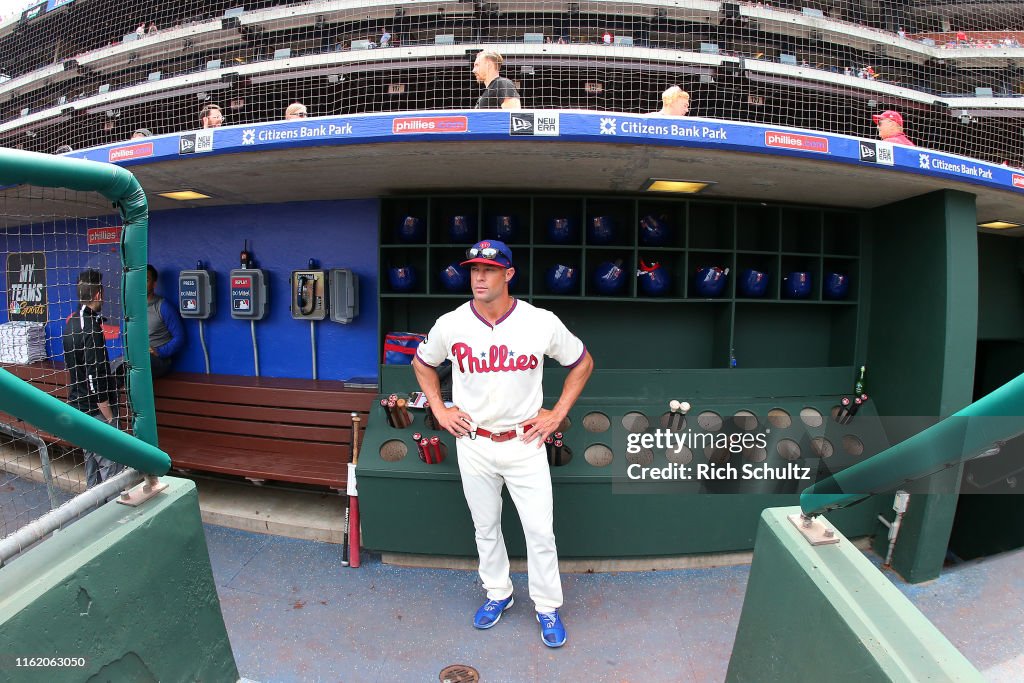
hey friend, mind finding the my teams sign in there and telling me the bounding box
[6,252,47,322]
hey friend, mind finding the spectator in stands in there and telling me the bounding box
[380,28,392,47]
[873,110,915,146]
[602,30,613,45]
[132,128,152,139]
[147,21,158,35]
[472,50,521,110]
[146,264,185,378]
[655,86,690,116]
[285,102,308,120]
[136,22,146,39]
[956,29,968,45]
[63,269,122,488]
[54,145,73,154]
[897,26,906,39]
[201,103,224,128]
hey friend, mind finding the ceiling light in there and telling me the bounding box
[978,220,1020,230]
[642,179,716,194]
[158,190,212,201]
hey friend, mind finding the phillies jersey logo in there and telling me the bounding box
[452,343,539,373]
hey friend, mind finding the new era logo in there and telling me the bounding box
[179,134,196,154]
[509,112,560,137]
[859,142,876,162]
[510,113,534,135]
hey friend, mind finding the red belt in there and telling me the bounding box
[473,424,532,442]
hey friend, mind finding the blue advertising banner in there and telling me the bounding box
[75,110,1024,198]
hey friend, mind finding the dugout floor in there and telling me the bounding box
[205,522,1024,683]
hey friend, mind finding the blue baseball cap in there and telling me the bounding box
[461,240,514,269]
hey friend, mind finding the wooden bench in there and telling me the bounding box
[0,361,75,448]
[154,373,376,490]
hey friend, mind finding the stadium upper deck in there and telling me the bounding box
[1,0,1022,164]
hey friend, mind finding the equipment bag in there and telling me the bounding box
[383,331,427,365]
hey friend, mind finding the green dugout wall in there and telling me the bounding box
[358,189,980,579]
[0,478,238,682]
[865,190,978,583]
[726,507,983,682]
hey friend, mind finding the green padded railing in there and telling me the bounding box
[800,371,1024,516]
[0,148,169,475]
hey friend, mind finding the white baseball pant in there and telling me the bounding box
[456,433,563,613]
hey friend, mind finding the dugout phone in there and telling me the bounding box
[287,266,359,323]
[290,264,327,320]
[229,268,268,320]
[329,268,359,324]
[177,268,215,319]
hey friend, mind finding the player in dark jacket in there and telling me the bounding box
[62,269,122,487]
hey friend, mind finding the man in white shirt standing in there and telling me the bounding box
[413,240,593,648]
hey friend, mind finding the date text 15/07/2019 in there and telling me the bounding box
[626,462,812,482]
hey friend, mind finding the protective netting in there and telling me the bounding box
[0,1,1022,165]
[0,187,130,540]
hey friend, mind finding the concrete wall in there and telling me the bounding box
[726,507,983,683]
[0,477,238,682]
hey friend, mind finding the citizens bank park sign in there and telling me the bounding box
[80,111,1024,197]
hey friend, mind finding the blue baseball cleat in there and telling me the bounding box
[536,610,567,647]
[473,596,514,629]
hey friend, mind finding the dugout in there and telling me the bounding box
[3,110,1021,581]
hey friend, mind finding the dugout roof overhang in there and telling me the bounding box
[7,110,1024,234]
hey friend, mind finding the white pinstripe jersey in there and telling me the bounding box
[415,298,586,430]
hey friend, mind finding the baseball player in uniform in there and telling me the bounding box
[413,240,593,648]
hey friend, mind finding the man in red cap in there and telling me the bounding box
[873,110,915,146]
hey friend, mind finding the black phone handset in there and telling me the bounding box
[297,274,315,315]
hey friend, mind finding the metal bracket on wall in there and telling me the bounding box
[788,512,841,546]
[117,475,168,507]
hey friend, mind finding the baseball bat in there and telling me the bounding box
[835,396,851,424]
[341,505,351,567]
[349,413,362,568]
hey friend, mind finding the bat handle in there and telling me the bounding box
[351,412,362,464]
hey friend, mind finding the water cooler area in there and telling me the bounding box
[359,193,898,558]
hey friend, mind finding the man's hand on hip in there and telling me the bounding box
[435,405,474,438]
[521,409,564,448]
